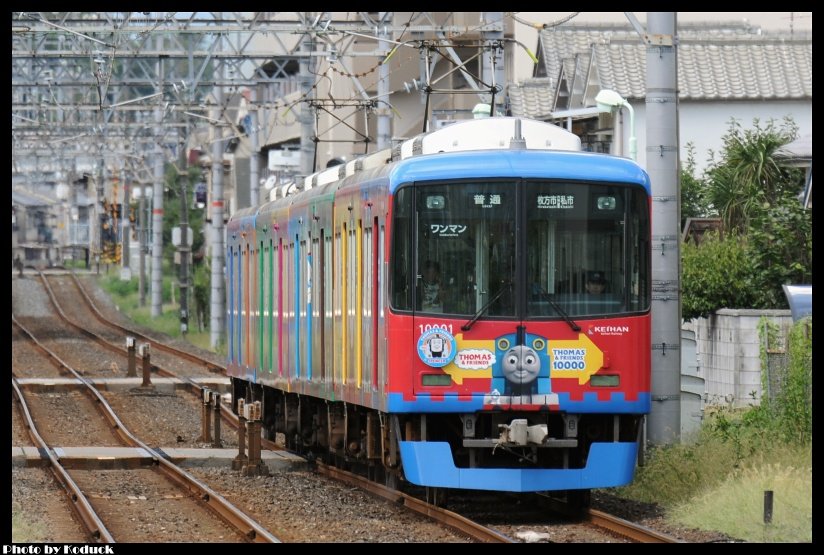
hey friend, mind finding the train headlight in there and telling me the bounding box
[425,195,445,210]
[596,196,617,211]
[590,374,620,387]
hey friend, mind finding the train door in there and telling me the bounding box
[277,237,284,378]
[227,244,234,365]
[266,238,274,378]
[410,182,517,395]
[258,240,265,378]
[323,229,333,385]
[236,243,242,369]
[245,240,253,380]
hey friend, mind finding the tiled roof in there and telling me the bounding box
[508,23,812,117]
[507,78,554,120]
[595,40,812,100]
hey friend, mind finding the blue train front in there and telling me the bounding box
[226,118,651,498]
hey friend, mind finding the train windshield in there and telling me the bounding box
[390,180,649,319]
[524,181,650,318]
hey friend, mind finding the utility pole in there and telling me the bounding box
[209,85,226,349]
[178,177,190,335]
[376,12,391,151]
[645,12,681,444]
[150,34,165,317]
[249,86,261,207]
[481,12,505,112]
[120,164,131,279]
[150,103,165,317]
[138,181,147,306]
[299,28,315,175]
[96,155,106,273]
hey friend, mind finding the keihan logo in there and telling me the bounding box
[589,325,630,335]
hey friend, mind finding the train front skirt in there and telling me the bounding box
[399,441,638,492]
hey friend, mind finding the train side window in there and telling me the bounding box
[391,187,413,310]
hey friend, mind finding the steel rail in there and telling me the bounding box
[535,490,683,543]
[47,271,682,544]
[66,271,224,372]
[12,315,281,543]
[12,377,115,543]
[43,271,246,435]
[36,272,175,376]
[586,508,683,543]
[316,462,513,543]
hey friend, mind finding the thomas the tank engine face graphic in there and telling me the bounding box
[481,334,560,407]
[501,345,540,395]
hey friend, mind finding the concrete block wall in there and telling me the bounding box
[689,309,792,408]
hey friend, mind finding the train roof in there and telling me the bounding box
[389,149,651,193]
[268,118,577,198]
[263,117,648,205]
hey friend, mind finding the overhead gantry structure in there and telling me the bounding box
[12,11,513,347]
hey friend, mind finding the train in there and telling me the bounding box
[226,116,651,502]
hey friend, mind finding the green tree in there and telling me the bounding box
[160,163,208,313]
[680,142,712,230]
[681,117,810,318]
[747,190,813,308]
[193,256,211,331]
[704,117,802,233]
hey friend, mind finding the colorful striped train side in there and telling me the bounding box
[226,117,651,499]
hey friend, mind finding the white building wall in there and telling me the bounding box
[621,100,812,175]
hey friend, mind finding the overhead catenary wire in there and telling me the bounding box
[15,12,548,173]
[507,12,581,30]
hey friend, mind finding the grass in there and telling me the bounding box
[614,428,741,506]
[96,266,224,356]
[61,258,89,271]
[612,320,812,543]
[670,447,812,542]
[612,411,812,542]
[12,503,49,542]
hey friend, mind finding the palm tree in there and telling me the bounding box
[705,117,800,233]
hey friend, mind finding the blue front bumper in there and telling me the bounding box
[399,441,638,492]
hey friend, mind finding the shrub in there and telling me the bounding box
[749,318,813,443]
[681,231,757,321]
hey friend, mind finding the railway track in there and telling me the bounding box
[13,278,474,541]
[586,508,681,543]
[11,315,280,543]
[316,462,513,543]
[312,461,683,543]
[61,271,224,373]
[14,270,685,542]
[32,272,249,434]
[37,272,203,379]
[12,378,113,542]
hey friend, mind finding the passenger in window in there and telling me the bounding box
[421,260,444,312]
[585,272,607,295]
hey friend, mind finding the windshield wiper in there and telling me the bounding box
[461,284,508,331]
[532,284,581,332]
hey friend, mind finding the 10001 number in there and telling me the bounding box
[418,323,453,335]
